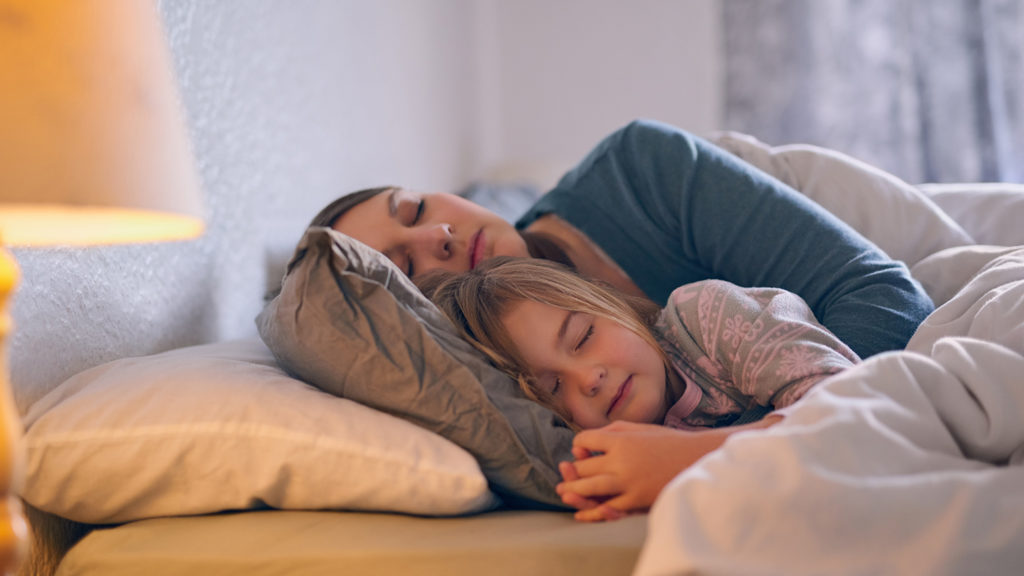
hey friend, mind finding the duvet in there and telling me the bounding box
[633,143,1024,575]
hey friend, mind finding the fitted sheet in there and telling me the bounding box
[57,509,646,576]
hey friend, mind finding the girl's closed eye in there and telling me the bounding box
[574,325,594,352]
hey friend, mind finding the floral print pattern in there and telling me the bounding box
[655,280,860,429]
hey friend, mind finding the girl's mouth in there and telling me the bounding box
[469,230,484,269]
[607,375,633,417]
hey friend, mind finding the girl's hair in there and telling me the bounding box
[419,257,664,423]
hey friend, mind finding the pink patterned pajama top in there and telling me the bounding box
[654,280,860,429]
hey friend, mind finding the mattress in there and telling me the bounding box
[57,509,647,576]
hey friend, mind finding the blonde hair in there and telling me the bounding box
[420,257,665,423]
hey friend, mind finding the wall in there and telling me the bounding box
[9,0,721,415]
[10,0,479,414]
[474,0,722,187]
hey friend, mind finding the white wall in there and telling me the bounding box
[9,0,722,415]
[473,0,722,187]
[11,0,481,414]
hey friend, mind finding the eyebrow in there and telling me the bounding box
[387,189,399,218]
[557,311,578,348]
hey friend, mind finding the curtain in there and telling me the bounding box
[723,0,1024,184]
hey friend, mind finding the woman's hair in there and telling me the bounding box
[419,257,663,422]
[305,185,574,267]
[307,186,396,229]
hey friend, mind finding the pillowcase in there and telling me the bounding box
[919,182,1024,247]
[708,131,974,267]
[22,339,499,524]
[256,227,574,508]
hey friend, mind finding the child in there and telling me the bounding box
[420,257,859,521]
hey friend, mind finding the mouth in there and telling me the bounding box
[469,229,484,269]
[606,375,633,417]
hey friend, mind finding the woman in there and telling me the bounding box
[315,119,933,358]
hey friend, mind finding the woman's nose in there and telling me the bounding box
[411,223,453,261]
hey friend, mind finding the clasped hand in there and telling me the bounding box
[557,416,782,522]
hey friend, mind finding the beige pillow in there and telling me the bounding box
[22,339,498,524]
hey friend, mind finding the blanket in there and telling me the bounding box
[634,139,1024,576]
[635,245,1024,576]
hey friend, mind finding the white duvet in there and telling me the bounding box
[635,139,1024,576]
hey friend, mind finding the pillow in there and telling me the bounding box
[708,131,974,267]
[256,227,574,508]
[918,182,1024,247]
[22,339,499,524]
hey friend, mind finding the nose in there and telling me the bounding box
[410,223,453,261]
[565,363,605,398]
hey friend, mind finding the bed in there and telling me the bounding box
[18,134,1024,575]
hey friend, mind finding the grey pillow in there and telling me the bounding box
[257,227,573,508]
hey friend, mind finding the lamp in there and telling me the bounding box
[0,0,205,570]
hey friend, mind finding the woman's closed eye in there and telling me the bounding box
[400,198,425,276]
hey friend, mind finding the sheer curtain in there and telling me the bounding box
[723,0,1024,183]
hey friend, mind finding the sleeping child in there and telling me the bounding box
[418,256,860,522]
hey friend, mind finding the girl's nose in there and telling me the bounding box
[568,364,605,397]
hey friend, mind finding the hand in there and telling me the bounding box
[557,416,782,522]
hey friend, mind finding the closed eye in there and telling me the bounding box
[573,325,593,352]
[411,198,425,225]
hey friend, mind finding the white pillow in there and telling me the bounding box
[708,131,974,267]
[22,339,498,524]
[919,183,1024,247]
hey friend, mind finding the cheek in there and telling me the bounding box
[493,231,529,258]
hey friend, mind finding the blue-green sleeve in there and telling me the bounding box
[517,119,933,358]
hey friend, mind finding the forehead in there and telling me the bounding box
[502,300,570,357]
[331,191,396,255]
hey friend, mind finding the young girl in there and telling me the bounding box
[420,257,860,522]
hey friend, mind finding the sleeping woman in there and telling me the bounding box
[417,256,860,522]
[315,119,933,360]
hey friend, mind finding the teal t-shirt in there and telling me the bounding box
[516,119,933,358]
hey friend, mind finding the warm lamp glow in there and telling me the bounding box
[0,0,207,571]
[0,206,205,247]
[0,0,205,246]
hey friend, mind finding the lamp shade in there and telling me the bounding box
[0,0,204,246]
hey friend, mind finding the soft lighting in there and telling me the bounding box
[0,0,205,245]
[0,0,207,570]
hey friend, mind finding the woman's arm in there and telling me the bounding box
[518,119,934,358]
[558,416,783,522]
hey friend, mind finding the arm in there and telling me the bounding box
[558,416,782,522]
[665,280,859,411]
[521,119,933,358]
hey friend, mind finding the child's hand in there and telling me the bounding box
[556,421,690,521]
[557,416,783,522]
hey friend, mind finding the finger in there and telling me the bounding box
[559,490,600,511]
[558,474,620,498]
[571,446,593,461]
[569,453,609,478]
[598,493,647,517]
[558,461,579,482]
[572,429,613,454]
[574,504,625,523]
